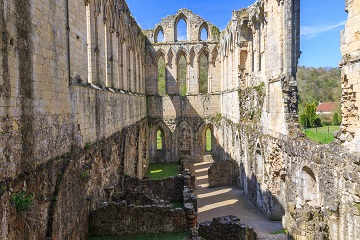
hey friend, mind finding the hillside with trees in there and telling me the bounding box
[297,66,341,115]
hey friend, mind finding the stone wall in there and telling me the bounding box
[0,0,148,239]
[0,119,149,239]
[121,175,185,202]
[89,202,187,236]
[339,0,360,150]
[219,0,299,134]
[208,160,239,188]
[215,114,360,239]
[198,215,257,240]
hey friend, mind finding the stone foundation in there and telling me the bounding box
[198,215,257,240]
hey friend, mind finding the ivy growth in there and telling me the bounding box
[11,191,35,212]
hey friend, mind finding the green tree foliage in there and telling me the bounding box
[300,103,321,127]
[297,66,341,115]
[178,55,187,96]
[199,53,209,94]
[332,112,341,125]
[158,56,166,96]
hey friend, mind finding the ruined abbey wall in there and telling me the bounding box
[0,0,148,239]
[212,1,360,239]
[144,9,222,163]
[0,0,359,239]
[339,0,360,150]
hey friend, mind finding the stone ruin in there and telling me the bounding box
[0,0,359,239]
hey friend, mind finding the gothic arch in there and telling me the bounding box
[154,25,164,43]
[198,47,210,94]
[176,120,194,160]
[174,13,188,41]
[175,48,189,64]
[150,121,172,162]
[198,22,209,41]
[198,122,215,155]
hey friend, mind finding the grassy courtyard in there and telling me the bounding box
[304,126,339,144]
[144,163,181,180]
[89,232,188,240]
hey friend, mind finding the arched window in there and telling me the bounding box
[156,129,163,150]
[176,18,187,41]
[158,56,166,96]
[205,128,212,151]
[200,27,208,41]
[199,53,209,94]
[178,55,187,96]
[155,29,164,43]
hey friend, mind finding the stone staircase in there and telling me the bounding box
[203,154,214,162]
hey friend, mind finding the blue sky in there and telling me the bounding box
[126,0,348,68]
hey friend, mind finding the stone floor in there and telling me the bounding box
[189,162,288,240]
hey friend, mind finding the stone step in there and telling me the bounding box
[203,154,214,162]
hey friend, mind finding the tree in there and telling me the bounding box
[300,102,321,128]
[332,112,340,125]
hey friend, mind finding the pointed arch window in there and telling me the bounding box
[205,128,212,151]
[176,18,187,41]
[155,28,164,43]
[157,56,166,96]
[156,129,163,150]
[199,53,209,94]
[200,28,208,41]
[178,55,187,96]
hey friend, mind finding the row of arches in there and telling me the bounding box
[150,121,215,162]
[83,0,145,93]
[154,19,209,43]
[146,46,218,96]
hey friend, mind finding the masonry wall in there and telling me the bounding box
[219,0,299,135]
[0,0,148,239]
[338,0,360,150]
[89,202,187,236]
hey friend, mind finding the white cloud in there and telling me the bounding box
[301,20,346,38]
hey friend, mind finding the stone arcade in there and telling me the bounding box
[0,0,359,239]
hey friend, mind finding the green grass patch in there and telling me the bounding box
[89,232,188,240]
[304,126,339,144]
[145,163,181,180]
[171,201,183,209]
[270,229,288,235]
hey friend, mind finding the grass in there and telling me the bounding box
[270,229,288,235]
[171,201,183,209]
[144,163,181,180]
[304,126,339,144]
[89,232,188,240]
